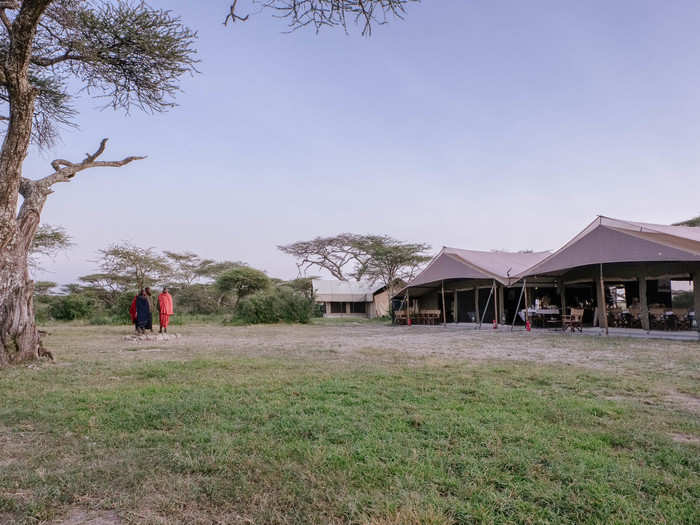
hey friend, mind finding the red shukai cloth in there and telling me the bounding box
[158,292,174,328]
[129,296,137,323]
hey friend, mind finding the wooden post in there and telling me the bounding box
[454,290,458,324]
[693,272,699,334]
[639,275,649,331]
[498,285,505,324]
[405,292,410,326]
[596,264,608,335]
[511,280,526,331]
[493,281,498,327]
[524,285,530,325]
[560,281,567,315]
[474,286,479,325]
[441,280,447,325]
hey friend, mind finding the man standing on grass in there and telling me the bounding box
[135,290,151,335]
[129,294,138,332]
[144,287,155,332]
[158,287,174,333]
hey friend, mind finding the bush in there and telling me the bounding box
[176,284,220,315]
[236,287,313,324]
[49,294,93,320]
[111,291,137,322]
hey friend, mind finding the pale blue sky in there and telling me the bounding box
[29,0,700,284]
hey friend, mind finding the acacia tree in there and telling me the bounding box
[164,251,215,288]
[352,235,431,312]
[0,1,196,365]
[278,234,370,280]
[0,0,416,365]
[96,243,171,292]
[215,266,270,309]
[28,223,72,270]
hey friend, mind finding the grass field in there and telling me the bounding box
[1,322,698,524]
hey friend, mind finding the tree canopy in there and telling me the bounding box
[279,233,430,288]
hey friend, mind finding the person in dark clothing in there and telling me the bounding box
[135,290,152,334]
[144,287,154,331]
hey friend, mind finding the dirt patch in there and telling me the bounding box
[669,432,700,445]
[51,508,121,525]
[664,390,700,415]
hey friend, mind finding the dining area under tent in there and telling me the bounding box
[392,247,557,328]
[394,216,699,337]
[520,216,699,335]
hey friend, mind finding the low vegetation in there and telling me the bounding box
[1,324,698,524]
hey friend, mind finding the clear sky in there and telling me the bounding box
[28,0,700,285]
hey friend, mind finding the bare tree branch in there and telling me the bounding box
[224,0,249,25]
[232,0,418,36]
[40,138,145,187]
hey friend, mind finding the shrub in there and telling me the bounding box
[236,287,313,324]
[111,291,137,322]
[49,294,93,320]
[176,284,220,315]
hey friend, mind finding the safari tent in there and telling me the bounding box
[395,247,552,325]
[521,216,700,333]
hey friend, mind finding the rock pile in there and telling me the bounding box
[123,333,181,343]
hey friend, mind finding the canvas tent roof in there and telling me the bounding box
[312,279,380,302]
[522,216,700,277]
[404,247,552,289]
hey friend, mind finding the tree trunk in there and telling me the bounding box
[0,2,51,366]
[0,248,41,366]
[0,179,50,366]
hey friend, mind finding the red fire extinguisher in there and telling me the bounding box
[526,320,531,332]
[407,318,412,326]
[493,319,498,329]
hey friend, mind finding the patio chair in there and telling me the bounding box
[649,307,666,330]
[561,308,583,333]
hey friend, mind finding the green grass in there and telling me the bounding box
[0,326,698,524]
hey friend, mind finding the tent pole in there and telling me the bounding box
[441,280,447,326]
[597,263,609,335]
[493,280,498,328]
[511,279,526,331]
[474,285,479,329]
[638,273,649,331]
[405,292,410,326]
[498,285,505,324]
[454,290,458,324]
[694,271,700,336]
[480,283,495,328]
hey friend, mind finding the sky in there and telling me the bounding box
[28,0,700,285]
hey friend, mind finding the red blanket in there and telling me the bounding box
[129,296,137,323]
[158,292,174,315]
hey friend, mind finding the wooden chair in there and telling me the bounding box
[649,307,666,330]
[561,308,583,333]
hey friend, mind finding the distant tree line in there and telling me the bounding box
[34,241,317,325]
[33,230,433,325]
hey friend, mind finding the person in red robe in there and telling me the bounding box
[158,287,174,333]
[129,293,139,331]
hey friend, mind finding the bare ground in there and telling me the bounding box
[41,321,700,413]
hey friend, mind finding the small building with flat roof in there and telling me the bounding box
[312,279,391,318]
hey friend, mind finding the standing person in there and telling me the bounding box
[135,290,151,335]
[144,287,155,332]
[129,294,138,332]
[158,287,174,333]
